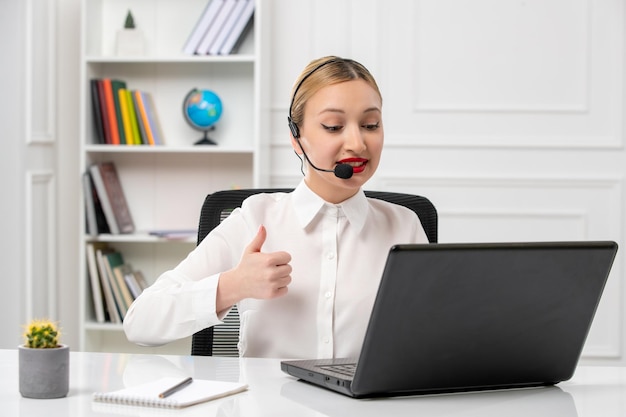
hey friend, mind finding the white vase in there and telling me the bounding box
[116,29,145,56]
[18,344,70,399]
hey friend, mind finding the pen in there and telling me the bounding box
[158,377,193,398]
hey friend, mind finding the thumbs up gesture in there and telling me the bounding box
[217,225,292,310]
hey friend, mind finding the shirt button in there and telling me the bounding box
[325,291,332,298]
[323,337,330,344]
[327,252,335,260]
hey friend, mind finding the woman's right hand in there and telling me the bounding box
[216,225,292,312]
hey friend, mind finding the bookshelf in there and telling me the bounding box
[79,0,267,353]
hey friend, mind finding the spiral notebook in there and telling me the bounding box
[92,377,248,409]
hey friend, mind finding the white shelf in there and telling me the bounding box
[84,322,124,332]
[84,144,255,154]
[85,55,256,63]
[85,233,197,244]
[78,0,264,354]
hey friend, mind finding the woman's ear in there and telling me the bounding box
[291,135,302,155]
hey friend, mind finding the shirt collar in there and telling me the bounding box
[292,180,368,232]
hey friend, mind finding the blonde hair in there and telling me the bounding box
[289,56,382,130]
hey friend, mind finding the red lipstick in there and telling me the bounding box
[338,158,368,174]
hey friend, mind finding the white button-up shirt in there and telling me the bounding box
[124,181,428,358]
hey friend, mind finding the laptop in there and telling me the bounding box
[281,241,618,398]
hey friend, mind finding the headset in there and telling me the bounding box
[287,58,354,179]
[287,58,341,139]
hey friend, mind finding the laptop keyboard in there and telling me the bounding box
[318,363,357,377]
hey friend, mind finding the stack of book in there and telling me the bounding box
[83,161,135,236]
[90,78,165,145]
[85,243,149,323]
[183,0,255,55]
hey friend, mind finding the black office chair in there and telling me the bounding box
[190,188,438,356]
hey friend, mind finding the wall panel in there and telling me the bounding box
[25,172,56,321]
[22,0,58,329]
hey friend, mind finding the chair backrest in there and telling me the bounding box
[191,188,438,356]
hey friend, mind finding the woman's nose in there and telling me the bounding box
[344,126,367,153]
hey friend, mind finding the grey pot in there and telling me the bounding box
[18,344,69,399]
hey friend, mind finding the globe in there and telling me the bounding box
[183,88,223,145]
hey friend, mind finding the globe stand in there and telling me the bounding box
[194,126,217,145]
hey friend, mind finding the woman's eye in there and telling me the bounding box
[363,122,380,130]
[321,124,342,132]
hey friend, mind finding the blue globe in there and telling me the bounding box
[183,89,223,145]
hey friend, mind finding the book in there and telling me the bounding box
[113,263,135,310]
[182,0,224,55]
[92,377,248,409]
[83,170,111,235]
[89,161,135,235]
[219,0,254,55]
[111,80,128,145]
[85,242,109,323]
[118,88,134,146]
[196,0,235,55]
[96,247,122,323]
[130,90,148,144]
[92,170,111,234]
[96,80,113,144]
[124,89,142,145]
[140,91,165,145]
[123,269,149,300]
[103,251,129,317]
[133,270,149,291]
[149,229,197,240]
[134,90,155,145]
[102,79,121,145]
[123,269,143,299]
[82,171,98,237]
[209,0,247,55]
[89,79,105,144]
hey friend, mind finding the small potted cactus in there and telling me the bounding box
[18,319,69,398]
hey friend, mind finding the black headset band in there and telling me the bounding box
[288,58,345,138]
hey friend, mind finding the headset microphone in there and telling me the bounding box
[333,163,354,179]
[294,143,354,179]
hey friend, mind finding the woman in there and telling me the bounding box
[123,56,428,358]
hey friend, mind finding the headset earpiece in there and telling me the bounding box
[287,116,300,139]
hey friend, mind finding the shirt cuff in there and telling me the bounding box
[191,273,223,327]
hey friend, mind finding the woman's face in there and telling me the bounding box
[291,79,383,203]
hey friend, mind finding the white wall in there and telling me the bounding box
[0,0,81,350]
[56,0,81,353]
[0,0,26,348]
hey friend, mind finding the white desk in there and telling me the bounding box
[0,349,624,416]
